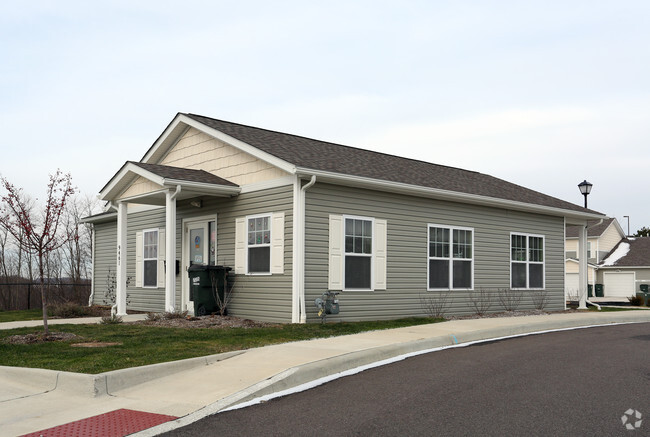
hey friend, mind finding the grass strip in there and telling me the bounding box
[0,317,442,374]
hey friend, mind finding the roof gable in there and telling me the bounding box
[566,218,619,238]
[600,237,650,267]
[184,113,600,215]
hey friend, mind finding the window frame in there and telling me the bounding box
[427,224,474,291]
[510,232,545,290]
[246,213,272,275]
[142,228,159,288]
[342,215,374,291]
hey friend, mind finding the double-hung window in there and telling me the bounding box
[247,214,271,274]
[344,217,373,289]
[428,225,473,290]
[511,233,544,289]
[143,229,159,287]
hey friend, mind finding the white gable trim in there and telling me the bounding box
[142,113,296,176]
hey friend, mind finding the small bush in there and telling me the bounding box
[163,310,189,320]
[100,314,123,324]
[49,302,92,318]
[146,312,163,321]
[628,295,643,306]
[420,291,451,319]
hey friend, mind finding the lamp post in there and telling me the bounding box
[578,180,593,208]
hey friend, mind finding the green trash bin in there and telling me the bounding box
[587,284,593,298]
[595,284,604,298]
[187,265,232,316]
[641,284,649,293]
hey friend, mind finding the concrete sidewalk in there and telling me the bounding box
[1,310,649,436]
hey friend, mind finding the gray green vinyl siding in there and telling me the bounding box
[304,182,565,322]
[91,221,117,306]
[177,185,293,322]
[92,185,293,321]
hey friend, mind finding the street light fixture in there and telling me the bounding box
[578,180,593,208]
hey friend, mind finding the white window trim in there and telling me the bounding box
[342,215,375,291]
[510,232,545,290]
[246,213,273,276]
[142,228,159,289]
[427,224,474,291]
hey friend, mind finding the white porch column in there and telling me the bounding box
[578,224,588,309]
[165,190,177,312]
[116,202,128,316]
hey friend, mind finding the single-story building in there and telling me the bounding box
[83,113,604,322]
[597,237,650,298]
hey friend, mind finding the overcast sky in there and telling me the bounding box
[2,1,649,232]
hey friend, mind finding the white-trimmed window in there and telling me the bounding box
[511,233,544,289]
[143,229,159,287]
[428,225,473,290]
[344,216,374,290]
[136,227,165,289]
[328,215,386,291]
[247,214,271,274]
[234,212,285,275]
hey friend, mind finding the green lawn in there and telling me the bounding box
[0,317,442,374]
[0,309,45,322]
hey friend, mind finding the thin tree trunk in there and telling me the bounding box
[39,255,49,336]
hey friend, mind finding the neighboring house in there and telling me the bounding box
[83,113,603,323]
[596,237,650,298]
[565,218,626,297]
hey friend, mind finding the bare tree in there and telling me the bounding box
[0,171,76,335]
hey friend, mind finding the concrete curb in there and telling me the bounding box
[133,311,650,436]
[0,350,245,398]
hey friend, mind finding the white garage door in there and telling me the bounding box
[565,273,579,296]
[603,272,635,298]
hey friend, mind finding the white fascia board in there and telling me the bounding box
[565,258,599,269]
[239,176,294,194]
[177,114,296,174]
[141,115,190,164]
[80,212,117,224]
[100,163,165,201]
[611,219,627,238]
[598,265,650,270]
[296,167,605,221]
[162,179,241,196]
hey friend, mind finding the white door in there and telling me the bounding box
[182,220,211,313]
[603,272,635,298]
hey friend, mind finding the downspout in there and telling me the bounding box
[299,176,317,323]
[88,227,96,307]
[585,218,604,311]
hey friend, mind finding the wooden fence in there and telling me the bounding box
[0,281,91,311]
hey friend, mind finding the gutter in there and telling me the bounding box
[295,168,605,221]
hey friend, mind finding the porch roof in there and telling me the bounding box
[99,161,241,205]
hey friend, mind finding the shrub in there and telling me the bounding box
[49,302,92,318]
[628,295,643,306]
[146,312,163,321]
[498,288,523,312]
[468,288,494,316]
[163,310,189,320]
[100,314,123,324]
[419,291,451,319]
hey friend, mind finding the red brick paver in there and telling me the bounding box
[20,408,178,437]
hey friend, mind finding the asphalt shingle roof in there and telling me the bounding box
[566,218,615,238]
[130,161,238,187]
[184,113,597,214]
[601,237,650,267]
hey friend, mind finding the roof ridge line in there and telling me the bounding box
[184,113,481,175]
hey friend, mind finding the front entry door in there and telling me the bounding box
[183,219,214,313]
